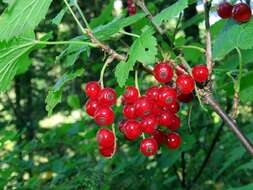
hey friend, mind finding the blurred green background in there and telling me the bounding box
[0,0,253,189]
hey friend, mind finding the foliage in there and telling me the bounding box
[0,0,253,190]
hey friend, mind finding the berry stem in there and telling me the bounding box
[63,0,87,35]
[120,30,140,38]
[135,65,141,96]
[111,123,117,157]
[100,57,113,88]
[235,47,243,92]
[73,0,91,30]
[175,45,206,53]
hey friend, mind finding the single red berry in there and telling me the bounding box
[141,115,158,135]
[153,62,174,83]
[85,81,101,98]
[98,87,117,106]
[123,104,136,119]
[217,2,233,19]
[96,128,115,148]
[166,132,181,149]
[123,86,139,104]
[232,3,252,23]
[192,65,209,83]
[177,93,194,103]
[134,97,153,118]
[140,138,158,156]
[158,86,177,107]
[94,107,115,126]
[152,129,166,144]
[118,120,127,133]
[159,111,173,127]
[85,99,100,117]
[99,146,115,157]
[151,103,162,115]
[124,120,142,140]
[168,115,181,131]
[176,74,195,94]
[165,101,180,113]
[145,86,159,101]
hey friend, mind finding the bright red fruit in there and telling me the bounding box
[140,138,158,156]
[98,88,117,106]
[152,129,166,144]
[99,146,115,157]
[177,93,194,103]
[123,86,139,104]
[127,0,136,15]
[96,128,115,148]
[166,132,181,149]
[169,115,181,131]
[153,62,174,83]
[217,2,233,19]
[192,65,209,83]
[134,97,153,118]
[85,82,101,98]
[166,101,180,113]
[85,99,99,117]
[232,3,252,23]
[124,120,142,140]
[94,107,115,126]
[158,86,177,107]
[146,86,159,101]
[123,104,136,119]
[159,111,173,127]
[141,115,158,135]
[176,74,195,94]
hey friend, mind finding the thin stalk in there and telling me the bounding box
[34,40,96,47]
[175,45,206,53]
[120,30,140,38]
[99,61,110,88]
[74,1,91,30]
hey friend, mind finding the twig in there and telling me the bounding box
[203,0,213,76]
[204,94,253,156]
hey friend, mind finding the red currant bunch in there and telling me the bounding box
[217,1,252,23]
[85,81,117,157]
[127,0,137,15]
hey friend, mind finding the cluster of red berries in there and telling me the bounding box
[127,0,136,15]
[85,82,117,157]
[217,1,252,23]
[84,61,209,158]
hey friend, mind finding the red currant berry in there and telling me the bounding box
[151,103,162,115]
[94,107,115,126]
[165,101,180,113]
[96,128,115,148]
[134,97,153,118]
[152,129,166,144]
[85,81,101,99]
[99,146,115,157]
[177,93,194,103]
[85,99,100,117]
[98,87,117,106]
[123,86,139,104]
[158,86,177,107]
[124,120,142,140]
[176,74,195,94]
[159,111,173,127]
[166,132,181,149]
[153,62,174,83]
[192,65,209,83]
[141,115,158,135]
[217,2,233,19]
[145,86,159,101]
[168,115,181,131]
[118,120,126,133]
[232,3,252,23]
[123,104,136,119]
[140,138,158,156]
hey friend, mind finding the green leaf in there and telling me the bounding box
[0,0,53,41]
[67,95,81,109]
[115,28,157,87]
[227,183,253,190]
[45,68,84,115]
[52,8,67,25]
[153,0,188,25]
[0,33,35,92]
[213,19,253,60]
